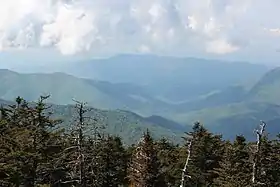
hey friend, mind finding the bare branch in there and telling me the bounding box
[180,137,192,187]
[252,121,266,185]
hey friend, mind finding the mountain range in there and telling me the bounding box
[0,97,187,144]
[65,54,270,103]
[1,54,280,141]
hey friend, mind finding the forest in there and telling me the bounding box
[1,96,280,187]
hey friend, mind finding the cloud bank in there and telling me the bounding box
[0,0,280,56]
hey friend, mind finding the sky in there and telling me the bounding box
[1,0,280,65]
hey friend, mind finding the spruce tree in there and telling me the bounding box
[128,130,161,187]
[155,138,179,187]
[0,96,63,186]
[91,135,127,187]
[255,136,280,186]
[213,135,251,187]
[183,122,224,187]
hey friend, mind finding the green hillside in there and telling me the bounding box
[174,85,247,113]
[1,66,280,141]
[53,105,186,144]
[0,69,114,106]
[0,98,186,144]
[0,69,170,115]
[167,67,280,140]
[248,67,280,104]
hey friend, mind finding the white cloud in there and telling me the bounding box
[206,39,239,54]
[40,4,98,55]
[0,0,279,57]
[138,45,151,53]
[264,28,280,36]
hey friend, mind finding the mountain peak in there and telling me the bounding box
[248,67,280,103]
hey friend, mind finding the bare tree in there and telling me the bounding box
[62,100,91,187]
[180,136,192,187]
[252,121,266,186]
[75,100,88,187]
[62,99,106,187]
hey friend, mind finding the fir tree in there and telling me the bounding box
[0,96,63,186]
[213,135,251,187]
[91,135,127,187]
[183,122,224,187]
[254,135,280,186]
[128,130,162,187]
[155,138,179,187]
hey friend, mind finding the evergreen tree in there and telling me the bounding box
[2,95,280,186]
[155,138,179,187]
[0,96,63,187]
[0,97,32,186]
[90,135,127,187]
[254,136,280,186]
[270,134,280,186]
[213,135,251,187]
[183,122,224,187]
[128,130,162,187]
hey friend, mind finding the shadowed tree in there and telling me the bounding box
[213,135,251,187]
[183,122,224,187]
[128,130,163,187]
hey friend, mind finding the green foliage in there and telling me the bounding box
[3,66,280,141]
[91,135,127,187]
[213,136,252,187]
[128,130,163,187]
[182,123,224,187]
[1,96,280,186]
[254,136,280,186]
[155,138,181,187]
[0,98,185,145]
[0,96,63,186]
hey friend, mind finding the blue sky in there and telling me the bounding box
[1,0,280,65]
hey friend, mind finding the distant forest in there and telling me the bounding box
[1,96,280,187]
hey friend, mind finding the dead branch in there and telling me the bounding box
[252,121,266,185]
[180,138,192,187]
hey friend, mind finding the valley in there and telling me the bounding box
[0,54,280,141]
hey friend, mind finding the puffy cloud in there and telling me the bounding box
[40,4,98,55]
[0,0,279,56]
[206,39,239,54]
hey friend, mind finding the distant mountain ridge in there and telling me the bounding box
[60,54,271,102]
[247,67,280,104]
[1,55,280,141]
[0,69,171,116]
[0,98,187,144]
[0,66,275,118]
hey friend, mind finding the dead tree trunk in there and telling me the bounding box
[72,100,89,187]
[252,121,266,186]
[180,139,192,187]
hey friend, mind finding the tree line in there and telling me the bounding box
[0,96,280,187]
